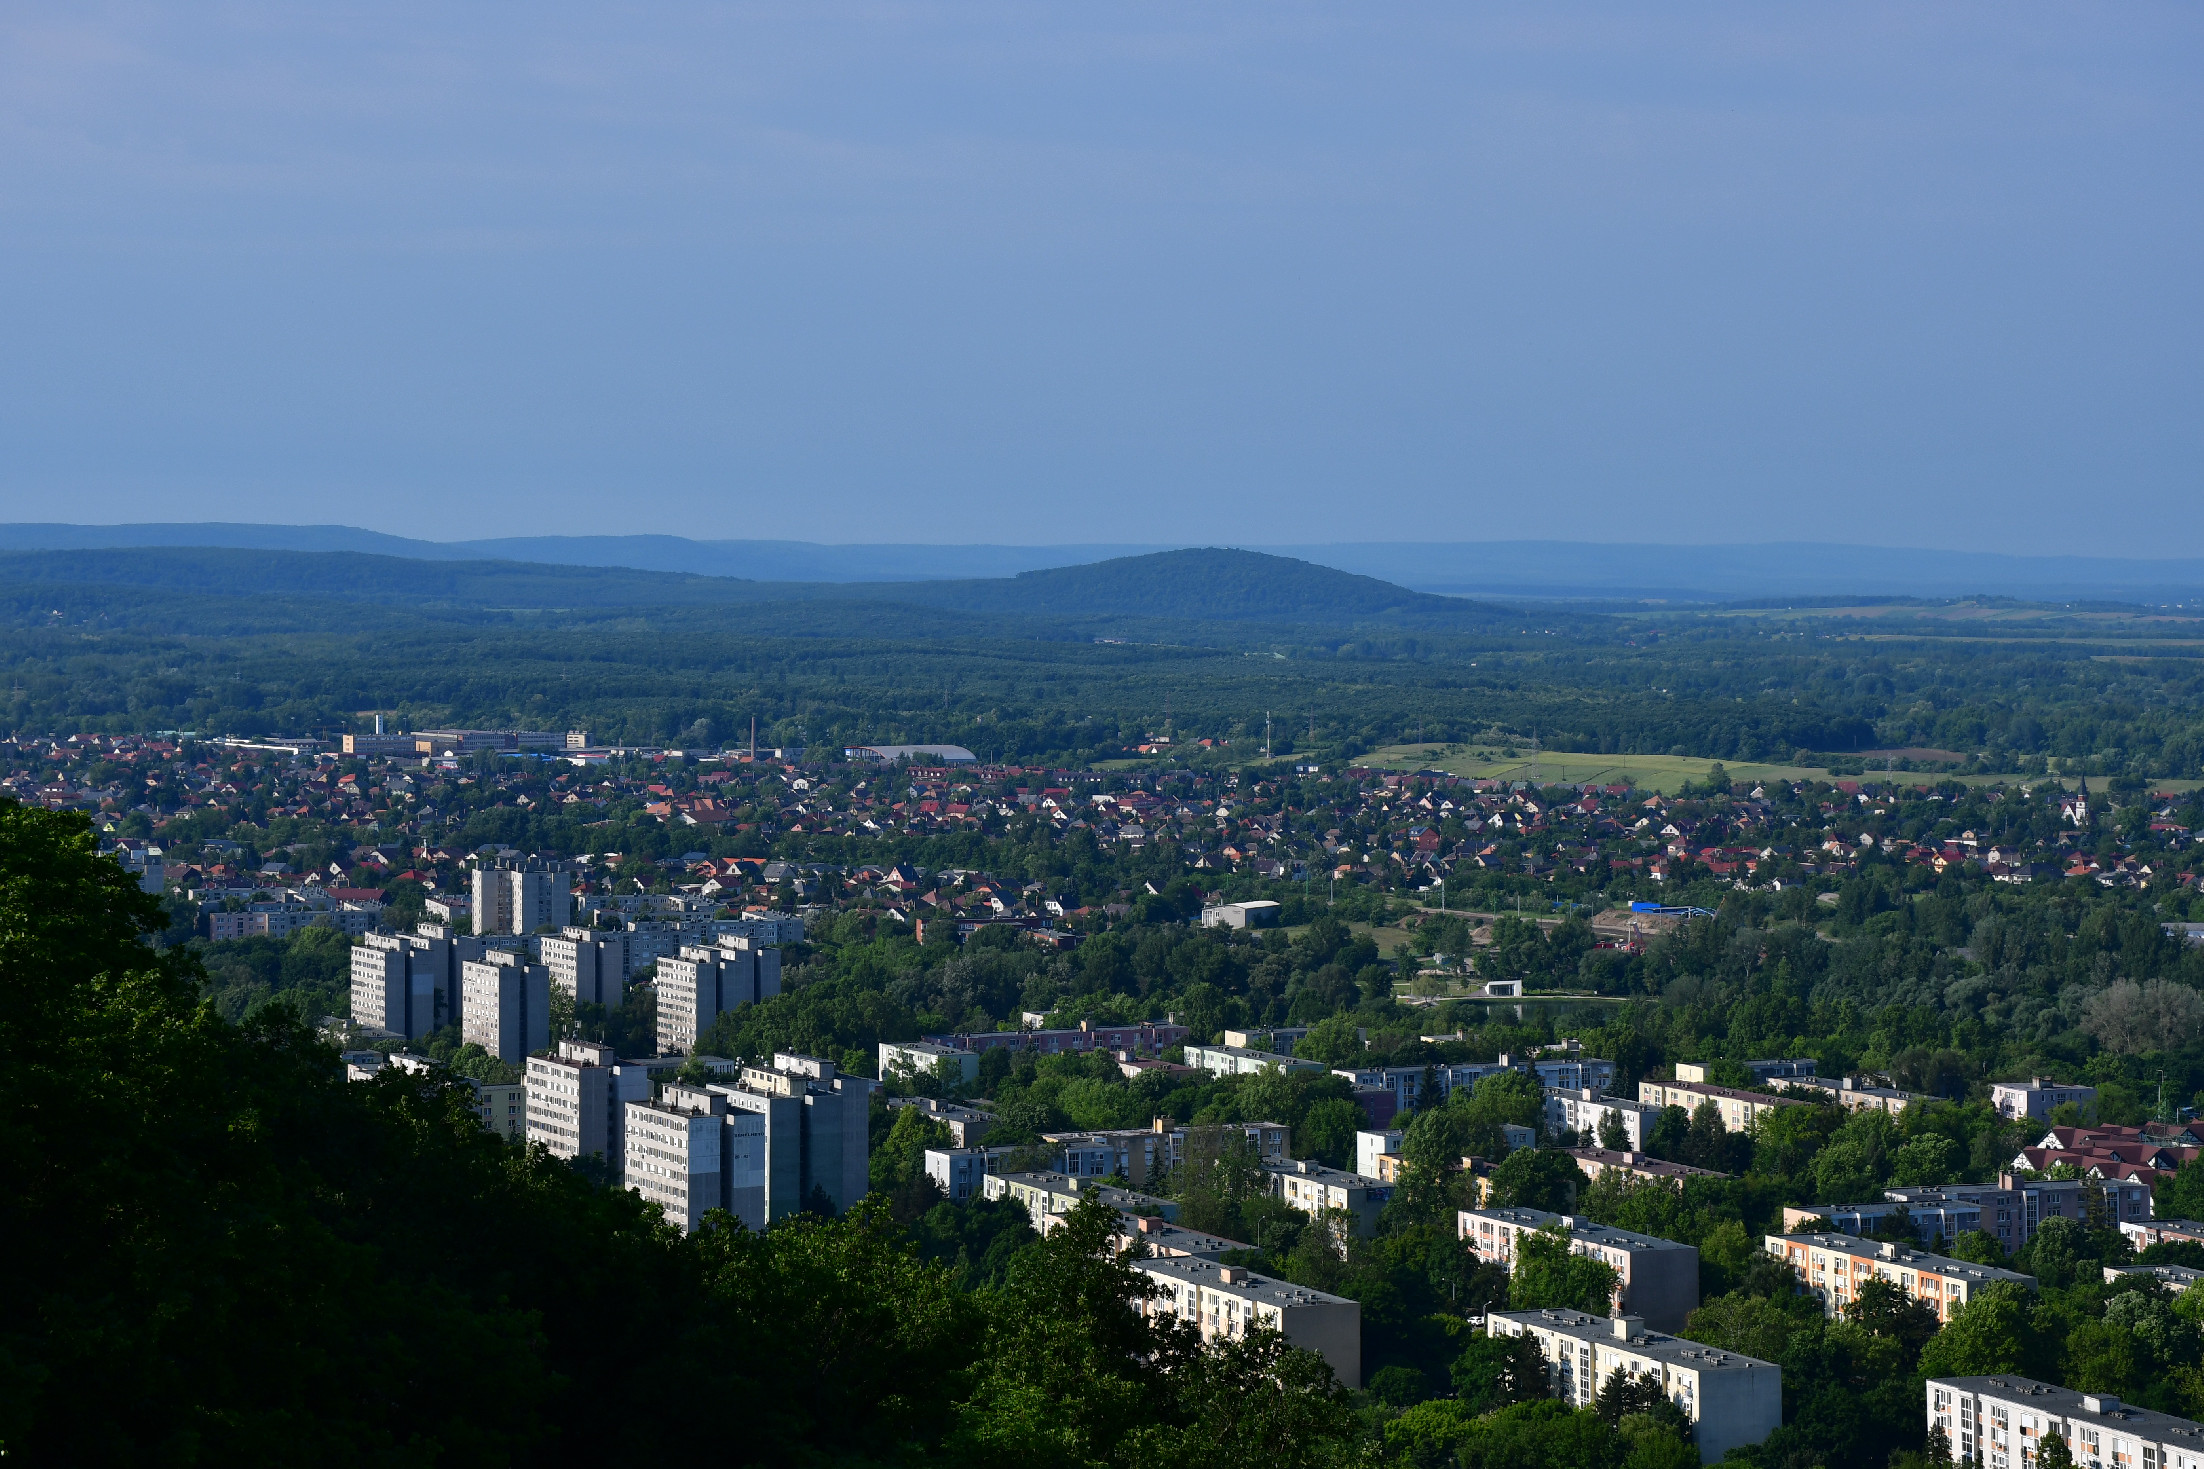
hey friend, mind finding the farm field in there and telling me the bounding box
[1354,744,2204,794]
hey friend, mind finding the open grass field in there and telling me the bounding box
[1356,743,2203,794]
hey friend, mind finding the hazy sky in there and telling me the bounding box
[1,4,2197,552]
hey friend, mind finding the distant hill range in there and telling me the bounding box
[0,544,1524,632]
[2,523,2203,602]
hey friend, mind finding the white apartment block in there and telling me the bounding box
[2106,1263,2204,1294]
[1638,1078,1814,1132]
[470,860,571,937]
[1265,1158,1392,1238]
[1109,1211,1250,1261]
[1990,1077,2098,1122]
[2123,1220,2204,1251]
[879,1040,979,1085]
[1675,1058,1816,1086]
[984,1171,1180,1231]
[1460,1207,1700,1331]
[538,927,627,1008]
[713,1052,871,1222]
[1791,1076,1925,1116]
[460,952,550,1064]
[655,939,782,1054]
[1356,1128,1404,1181]
[1765,1234,2036,1324]
[926,1147,989,1202]
[1489,1309,1782,1465]
[1928,1377,2204,1469]
[1183,1043,1326,1078]
[1547,1087,1661,1151]
[1136,1256,1362,1388]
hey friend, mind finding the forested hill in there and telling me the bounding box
[847,549,1513,628]
[0,547,795,610]
[0,545,1531,633]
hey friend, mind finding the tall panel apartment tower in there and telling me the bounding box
[470,860,571,937]
[621,1053,875,1235]
[349,922,486,1038]
[461,951,551,1063]
[656,936,783,1054]
[524,1039,658,1178]
[538,927,627,1008]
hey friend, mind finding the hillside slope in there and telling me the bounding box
[0,545,1520,632]
[840,548,1507,627]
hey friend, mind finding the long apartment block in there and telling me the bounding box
[1489,1309,1780,1465]
[1040,1119,1291,1189]
[1928,1377,2204,1469]
[1135,1257,1361,1389]
[1636,1077,1814,1132]
[983,1170,1179,1230]
[1782,1173,2153,1256]
[1460,1206,1699,1331]
[1765,1233,2036,1323]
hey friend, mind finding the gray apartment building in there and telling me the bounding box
[1490,1309,1781,1465]
[471,859,571,937]
[656,938,782,1054]
[1040,1119,1292,1190]
[926,1147,990,1202]
[538,927,628,1008]
[1136,1257,1362,1388]
[1785,1174,2154,1256]
[618,1052,873,1235]
[524,1039,660,1175]
[1461,1206,1700,1331]
[460,951,550,1064]
[890,1096,996,1148]
[350,922,485,1039]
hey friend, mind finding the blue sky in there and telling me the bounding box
[0,3,2196,552]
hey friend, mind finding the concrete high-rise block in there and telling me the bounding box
[461,952,550,1064]
[470,861,571,937]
